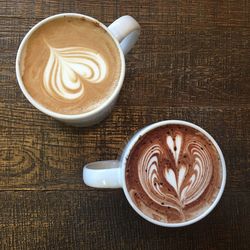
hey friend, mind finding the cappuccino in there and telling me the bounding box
[20,16,121,115]
[125,124,222,223]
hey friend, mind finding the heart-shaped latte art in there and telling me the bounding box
[43,43,107,100]
[138,134,213,216]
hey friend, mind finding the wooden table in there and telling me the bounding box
[0,1,249,249]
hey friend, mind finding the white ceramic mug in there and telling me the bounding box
[16,13,140,126]
[83,120,227,227]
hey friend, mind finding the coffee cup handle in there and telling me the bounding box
[108,15,140,55]
[83,160,122,188]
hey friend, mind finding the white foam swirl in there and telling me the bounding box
[181,141,213,205]
[43,44,107,100]
[167,135,182,164]
[137,133,213,219]
[138,145,183,213]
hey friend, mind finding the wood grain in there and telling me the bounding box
[0,107,249,193]
[0,191,249,250]
[0,0,249,249]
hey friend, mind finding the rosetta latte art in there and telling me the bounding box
[126,125,221,223]
[138,135,212,216]
[43,44,107,100]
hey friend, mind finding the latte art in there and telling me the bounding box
[126,125,222,223]
[44,44,107,100]
[139,136,213,214]
[21,16,121,114]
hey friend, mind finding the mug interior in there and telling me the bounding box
[16,13,125,120]
[121,120,226,227]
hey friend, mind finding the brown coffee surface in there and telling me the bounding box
[21,16,121,115]
[125,124,222,223]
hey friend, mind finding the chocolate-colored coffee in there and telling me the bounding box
[21,16,121,115]
[125,124,222,223]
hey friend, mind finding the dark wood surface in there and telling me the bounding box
[0,0,249,249]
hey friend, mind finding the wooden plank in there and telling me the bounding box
[0,190,249,250]
[0,107,249,192]
[0,1,249,108]
[0,0,249,249]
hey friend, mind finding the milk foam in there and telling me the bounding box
[43,44,107,100]
[126,125,221,223]
[21,16,121,115]
[137,134,213,213]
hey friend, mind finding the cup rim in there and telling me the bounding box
[121,120,226,227]
[15,13,125,120]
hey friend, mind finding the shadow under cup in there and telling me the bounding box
[122,120,226,227]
